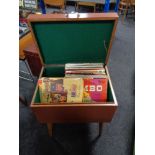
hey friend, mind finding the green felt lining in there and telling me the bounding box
[34,66,114,103]
[43,66,65,77]
[31,20,114,65]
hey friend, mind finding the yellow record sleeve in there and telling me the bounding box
[63,78,83,103]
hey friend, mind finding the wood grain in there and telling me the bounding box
[31,104,117,123]
[19,32,33,60]
[24,42,42,77]
[31,67,118,123]
[28,13,118,22]
[47,123,53,136]
[29,13,118,124]
[105,17,118,64]
[44,0,65,9]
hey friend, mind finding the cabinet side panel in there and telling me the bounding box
[31,105,117,123]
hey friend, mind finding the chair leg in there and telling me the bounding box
[19,95,28,106]
[122,8,128,23]
[24,59,35,83]
[75,2,77,11]
[47,123,53,136]
[64,1,66,10]
[99,122,103,136]
[94,5,96,12]
[76,2,80,12]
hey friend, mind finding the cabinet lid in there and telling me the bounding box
[28,13,118,66]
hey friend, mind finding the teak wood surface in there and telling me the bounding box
[19,32,33,60]
[24,41,42,77]
[44,0,65,9]
[31,66,118,123]
[29,13,118,133]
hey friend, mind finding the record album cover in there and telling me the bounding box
[63,78,83,103]
[83,78,108,102]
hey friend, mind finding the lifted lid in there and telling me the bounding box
[28,13,118,66]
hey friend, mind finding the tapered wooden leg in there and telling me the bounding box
[47,123,53,136]
[99,122,103,136]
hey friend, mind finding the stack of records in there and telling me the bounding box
[65,63,108,103]
[38,63,109,104]
[38,77,108,104]
[65,63,107,78]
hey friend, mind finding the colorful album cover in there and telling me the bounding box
[38,77,52,103]
[63,78,83,103]
[38,77,108,103]
[50,79,64,93]
[50,92,67,103]
[83,78,108,102]
[50,78,67,103]
[38,78,67,103]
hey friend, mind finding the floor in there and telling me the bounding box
[19,6,135,155]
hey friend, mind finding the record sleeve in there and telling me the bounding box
[83,78,108,102]
[63,78,83,103]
